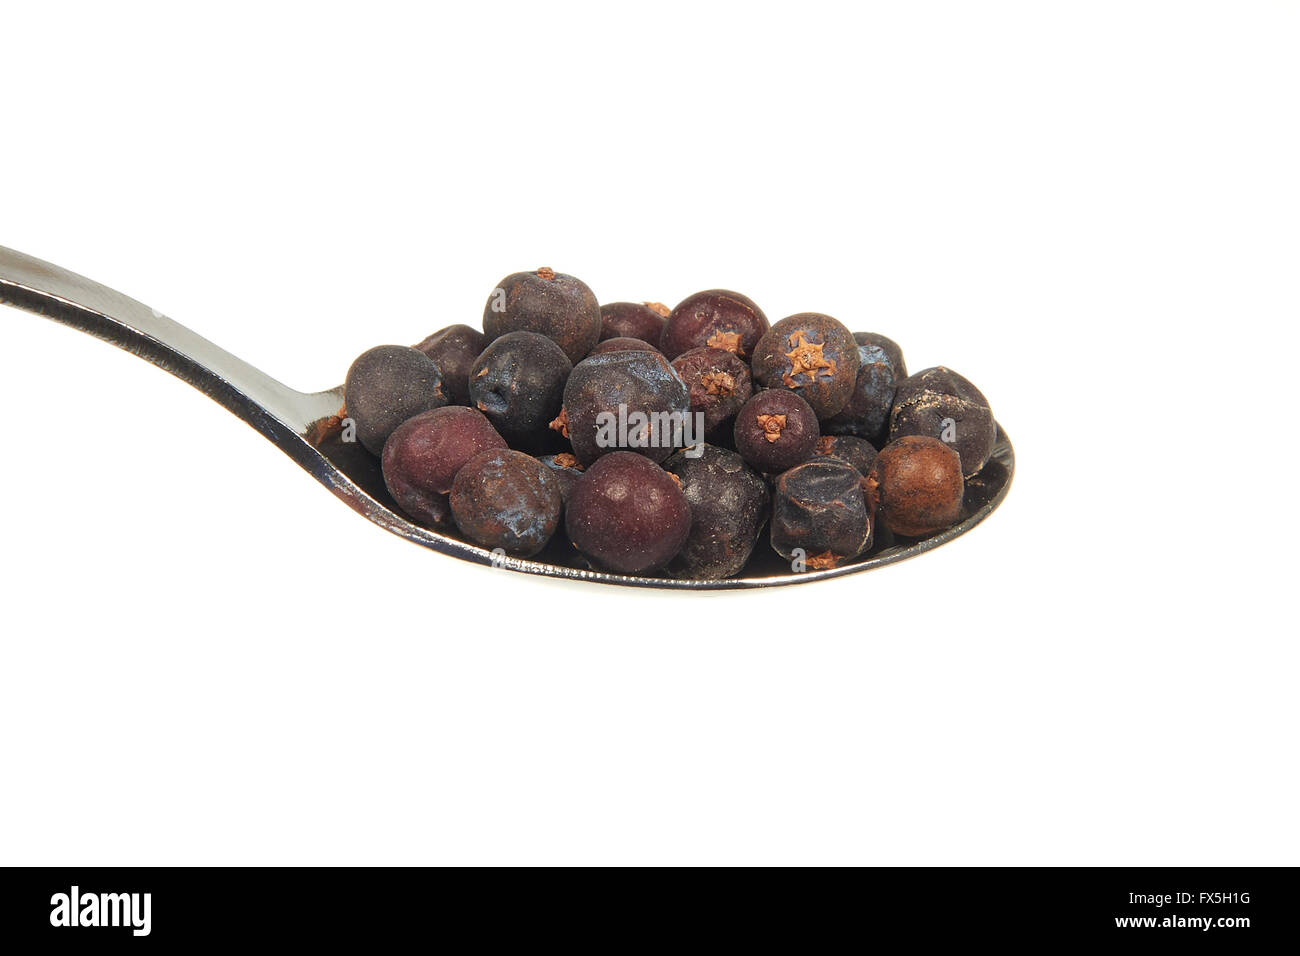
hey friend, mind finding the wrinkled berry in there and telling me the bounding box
[659,289,769,360]
[823,336,900,445]
[483,267,600,364]
[565,451,691,573]
[733,389,819,474]
[889,366,995,478]
[589,336,662,356]
[468,331,572,451]
[599,301,669,345]
[381,406,506,527]
[450,449,563,556]
[751,313,861,420]
[671,347,753,441]
[663,445,769,580]
[414,324,487,406]
[812,435,877,476]
[770,458,873,569]
[557,350,691,466]
[865,435,964,537]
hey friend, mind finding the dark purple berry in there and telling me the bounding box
[889,367,995,478]
[854,332,906,380]
[483,266,600,364]
[381,406,506,527]
[599,301,669,345]
[663,445,769,580]
[770,458,873,570]
[671,347,753,442]
[344,345,449,455]
[414,324,487,406]
[865,435,964,537]
[659,289,769,360]
[733,389,819,474]
[751,313,861,420]
[557,350,691,466]
[468,331,572,451]
[565,451,691,574]
[450,449,563,556]
[823,337,900,445]
[812,435,878,476]
[588,336,662,356]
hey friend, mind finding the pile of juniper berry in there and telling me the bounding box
[335,267,998,578]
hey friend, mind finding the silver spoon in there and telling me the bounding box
[0,244,1013,588]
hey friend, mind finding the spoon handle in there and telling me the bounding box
[0,244,339,436]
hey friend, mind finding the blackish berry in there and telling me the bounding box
[751,313,862,420]
[671,347,753,442]
[536,452,585,504]
[812,435,878,476]
[663,445,769,580]
[854,332,907,379]
[588,336,662,356]
[414,324,487,406]
[659,289,769,360]
[823,337,900,445]
[889,366,995,478]
[381,406,506,528]
[483,267,600,364]
[865,435,964,537]
[599,301,669,346]
[468,331,572,451]
[450,449,563,556]
[565,451,692,574]
[344,345,449,455]
[770,458,873,570]
[558,350,691,466]
[733,389,819,474]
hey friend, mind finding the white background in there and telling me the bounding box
[1,2,1296,865]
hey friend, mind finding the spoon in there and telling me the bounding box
[0,244,1013,588]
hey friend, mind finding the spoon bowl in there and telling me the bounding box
[0,245,1013,588]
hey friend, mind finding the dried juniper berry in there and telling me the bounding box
[381,406,506,528]
[865,435,964,537]
[659,289,769,360]
[483,266,601,364]
[823,338,899,445]
[889,366,995,478]
[536,452,585,504]
[588,336,662,356]
[599,301,669,346]
[663,444,769,580]
[557,349,691,466]
[671,347,753,441]
[414,324,487,406]
[450,449,563,557]
[812,435,878,477]
[733,389,819,475]
[344,345,449,455]
[751,313,861,420]
[770,457,873,570]
[565,451,691,574]
[855,332,907,379]
[468,331,572,451]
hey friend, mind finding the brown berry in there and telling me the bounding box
[865,435,964,537]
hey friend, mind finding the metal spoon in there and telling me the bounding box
[0,244,1013,588]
